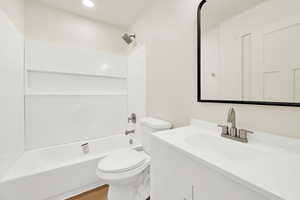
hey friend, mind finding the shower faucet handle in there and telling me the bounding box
[128,113,137,124]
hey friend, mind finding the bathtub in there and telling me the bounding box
[0,135,142,200]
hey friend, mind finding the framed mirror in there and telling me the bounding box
[198,0,300,106]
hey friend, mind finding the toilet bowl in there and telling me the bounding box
[97,149,151,200]
[96,117,172,200]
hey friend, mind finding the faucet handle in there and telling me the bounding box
[128,113,137,124]
[239,129,254,142]
[218,125,228,135]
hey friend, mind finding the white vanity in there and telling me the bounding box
[150,120,300,200]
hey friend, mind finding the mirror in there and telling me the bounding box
[198,0,300,106]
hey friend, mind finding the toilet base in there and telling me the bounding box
[107,167,150,200]
[108,185,151,200]
[108,184,136,200]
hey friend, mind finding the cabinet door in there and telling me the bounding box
[188,156,272,200]
[151,137,273,200]
[192,172,269,199]
[151,139,193,200]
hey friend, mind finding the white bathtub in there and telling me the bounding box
[0,135,142,200]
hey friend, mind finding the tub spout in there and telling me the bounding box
[125,130,135,136]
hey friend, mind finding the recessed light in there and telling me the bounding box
[82,0,95,8]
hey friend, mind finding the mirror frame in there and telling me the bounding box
[197,0,300,107]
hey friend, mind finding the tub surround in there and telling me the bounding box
[0,5,24,181]
[151,119,300,200]
[24,39,128,150]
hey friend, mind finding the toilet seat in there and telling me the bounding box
[96,149,151,182]
[98,149,147,173]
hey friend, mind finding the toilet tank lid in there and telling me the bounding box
[140,117,172,130]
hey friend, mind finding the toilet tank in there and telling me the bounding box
[140,117,172,154]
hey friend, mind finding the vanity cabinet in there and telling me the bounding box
[151,139,272,200]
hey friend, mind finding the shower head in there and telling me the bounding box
[122,33,136,45]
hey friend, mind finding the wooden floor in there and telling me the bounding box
[66,185,109,200]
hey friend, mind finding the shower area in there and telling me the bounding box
[0,0,146,199]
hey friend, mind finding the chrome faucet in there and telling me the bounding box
[128,113,137,124]
[125,113,136,136]
[218,107,254,143]
[227,107,237,137]
[125,129,135,135]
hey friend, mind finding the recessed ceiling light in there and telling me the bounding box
[82,0,95,8]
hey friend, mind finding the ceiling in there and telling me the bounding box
[38,0,153,28]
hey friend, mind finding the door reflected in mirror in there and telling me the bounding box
[199,0,300,106]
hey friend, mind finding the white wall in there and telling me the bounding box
[129,0,300,139]
[25,0,127,55]
[0,0,24,33]
[0,5,24,178]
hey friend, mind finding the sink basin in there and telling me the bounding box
[184,133,259,161]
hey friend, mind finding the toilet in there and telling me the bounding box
[96,117,172,200]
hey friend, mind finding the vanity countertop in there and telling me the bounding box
[152,120,300,200]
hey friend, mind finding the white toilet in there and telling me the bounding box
[96,117,172,200]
